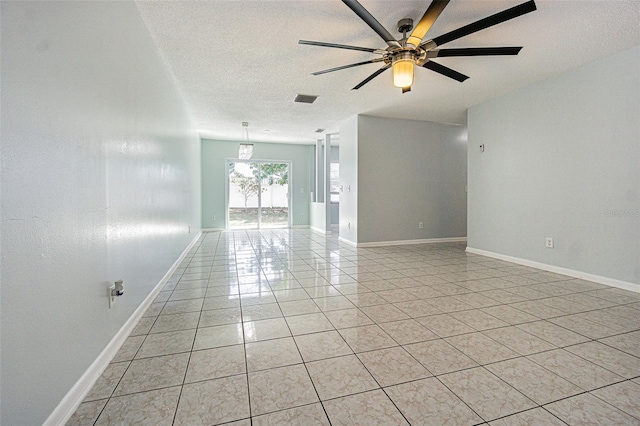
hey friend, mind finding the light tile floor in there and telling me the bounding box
[69,230,640,425]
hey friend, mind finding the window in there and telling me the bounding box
[330,162,339,203]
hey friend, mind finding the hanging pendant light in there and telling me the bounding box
[239,122,253,159]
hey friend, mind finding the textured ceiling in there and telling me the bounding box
[135,0,640,144]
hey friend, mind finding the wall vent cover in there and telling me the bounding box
[294,94,318,104]
[315,128,325,133]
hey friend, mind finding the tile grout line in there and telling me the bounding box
[260,230,334,425]
[78,230,639,425]
[170,234,213,425]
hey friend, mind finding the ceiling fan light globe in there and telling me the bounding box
[392,58,414,88]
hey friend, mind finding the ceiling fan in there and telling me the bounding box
[300,0,536,93]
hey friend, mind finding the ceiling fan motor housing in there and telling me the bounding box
[392,50,417,65]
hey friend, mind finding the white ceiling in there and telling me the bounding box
[135,0,640,144]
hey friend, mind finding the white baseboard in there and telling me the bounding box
[45,232,203,426]
[338,237,357,247]
[465,246,639,294]
[357,237,467,248]
[203,226,310,232]
[310,226,331,235]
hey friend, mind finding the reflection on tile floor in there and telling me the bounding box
[69,230,640,425]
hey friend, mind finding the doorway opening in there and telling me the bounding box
[227,160,290,229]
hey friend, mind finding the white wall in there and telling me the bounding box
[340,115,467,245]
[339,116,359,243]
[0,1,201,424]
[468,45,640,287]
[330,145,340,225]
[310,202,328,233]
[330,201,340,225]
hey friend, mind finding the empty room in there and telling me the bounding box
[1,0,639,425]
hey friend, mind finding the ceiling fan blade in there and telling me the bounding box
[429,0,536,48]
[423,60,469,82]
[352,64,391,90]
[312,58,384,76]
[299,40,380,53]
[406,0,450,48]
[342,0,401,49]
[428,47,523,58]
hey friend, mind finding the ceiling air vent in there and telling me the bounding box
[294,94,318,104]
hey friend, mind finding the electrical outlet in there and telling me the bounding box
[301,213,304,218]
[212,215,216,221]
[188,225,191,234]
[546,237,554,248]
[418,222,424,229]
[348,222,351,229]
